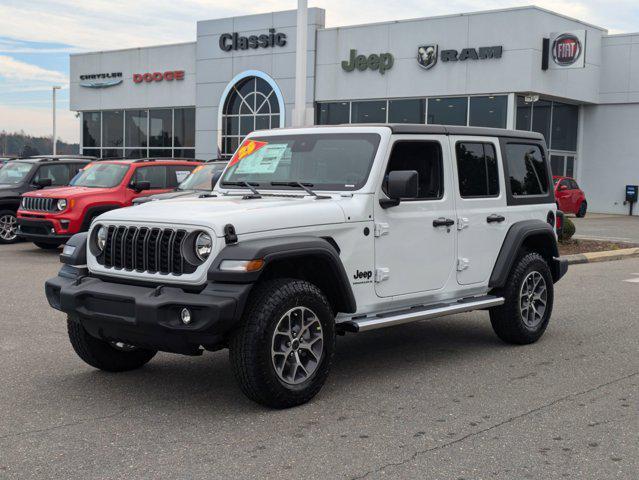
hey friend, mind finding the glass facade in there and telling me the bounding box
[220,76,281,159]
[516,96,579,177]
[82,107,195,159]
[317,95,507,129]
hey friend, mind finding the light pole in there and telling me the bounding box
[293,0,308,127]
[52,86,61,155]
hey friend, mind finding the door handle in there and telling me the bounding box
[433,217,455,228]
[487,214,506,223]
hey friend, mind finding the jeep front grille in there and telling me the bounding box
[100,226,196,275]
[22,197,55,212]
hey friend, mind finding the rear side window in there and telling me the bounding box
[167,165,197,188]
[34,164,70,186]
[504,144,549,196]
[133,166,167,189]
[455,142,499,198]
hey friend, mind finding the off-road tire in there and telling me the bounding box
[576,201,587,218]
[229,278,336,409]
[489,252,554,345]
[34,241,62,250]
[67,318,157,372]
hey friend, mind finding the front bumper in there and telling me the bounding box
[45,271,252,354]
[18,218,71,244]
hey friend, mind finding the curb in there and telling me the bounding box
[563,247,639,265]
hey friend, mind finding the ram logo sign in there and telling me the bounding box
[417,45,438,70]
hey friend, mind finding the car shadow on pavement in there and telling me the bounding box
[42,314,504,414]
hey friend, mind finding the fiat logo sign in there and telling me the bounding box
[552,34,581,66]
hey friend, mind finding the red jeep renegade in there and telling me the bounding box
[17,158,201,249]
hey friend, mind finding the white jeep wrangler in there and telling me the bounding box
[46,125,567,408]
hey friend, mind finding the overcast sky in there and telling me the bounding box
[0,0,637,145]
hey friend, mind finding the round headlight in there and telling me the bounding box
[195,232,213,261]
[96,226,108,252]
[56,199,67,211]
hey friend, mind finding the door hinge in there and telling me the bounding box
[457,217,470,230]
[374,222,390,237]
[375,267,390,283]
[457,258,470,271]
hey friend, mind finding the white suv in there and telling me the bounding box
[46,125,567,408]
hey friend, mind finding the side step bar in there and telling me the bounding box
[340,295,504,333]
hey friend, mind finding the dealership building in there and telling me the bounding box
[70,6,639,215]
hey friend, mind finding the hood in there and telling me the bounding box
[0,183,23,196]
[22,185,112,199]
[97,194,347,236]
[134,190,197,204]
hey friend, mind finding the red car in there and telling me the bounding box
[553,176,587,217]
[17,158,201,249]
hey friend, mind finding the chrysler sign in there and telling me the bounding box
[79,72,122,88]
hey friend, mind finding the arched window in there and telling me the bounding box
[220,73,283,159]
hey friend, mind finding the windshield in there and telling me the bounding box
[0,162,33,185]
[179,164,225,191]
[220,133,381,191]
[70,163,129,188]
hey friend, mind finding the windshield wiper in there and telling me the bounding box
[221,181,262,199]
[270,181,330,200]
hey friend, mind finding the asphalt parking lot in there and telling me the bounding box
[0,243,637,479]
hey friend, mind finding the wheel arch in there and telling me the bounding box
[79,204,121,232]
[208,236,356,315]
[490,220,564,288]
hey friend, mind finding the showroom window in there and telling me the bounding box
[469,96,507,129]
[316,102,350,125]
[428,97,467,126]
[516,96,579,177]
[220,75,283,160]
[317,95,506,128]
[81,108,195,159]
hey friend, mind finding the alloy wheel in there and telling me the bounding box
[519,271,547,329]
[0,214,18,241]
[271,306,324,385]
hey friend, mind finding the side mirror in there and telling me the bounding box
[211,171,223,189]
[131,180,151,193]
[34,178,52,189]
[380,170,419,209]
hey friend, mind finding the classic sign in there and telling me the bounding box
[219,29,287,51]
[79,72,123,88]
[341,49,394,75]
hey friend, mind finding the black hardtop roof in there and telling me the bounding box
[273,124,545,142]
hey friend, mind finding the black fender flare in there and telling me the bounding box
[489,220,564,288]
[208,236,356,314]
[79,204,121,232]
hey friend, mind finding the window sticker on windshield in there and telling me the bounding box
[232,140,288,175]
[175,170,191,183]
[228,140,268,168]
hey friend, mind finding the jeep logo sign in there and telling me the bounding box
[548,30,586,69]
[342,49,394,75]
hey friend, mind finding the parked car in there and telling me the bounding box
[553,176,587,217]
[0,156,94,244]
[133,160,227,205]
[0,157,18,169]
[45,125,567,408]
[17,158,202,249]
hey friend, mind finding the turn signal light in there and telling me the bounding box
[219,259,265,272]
